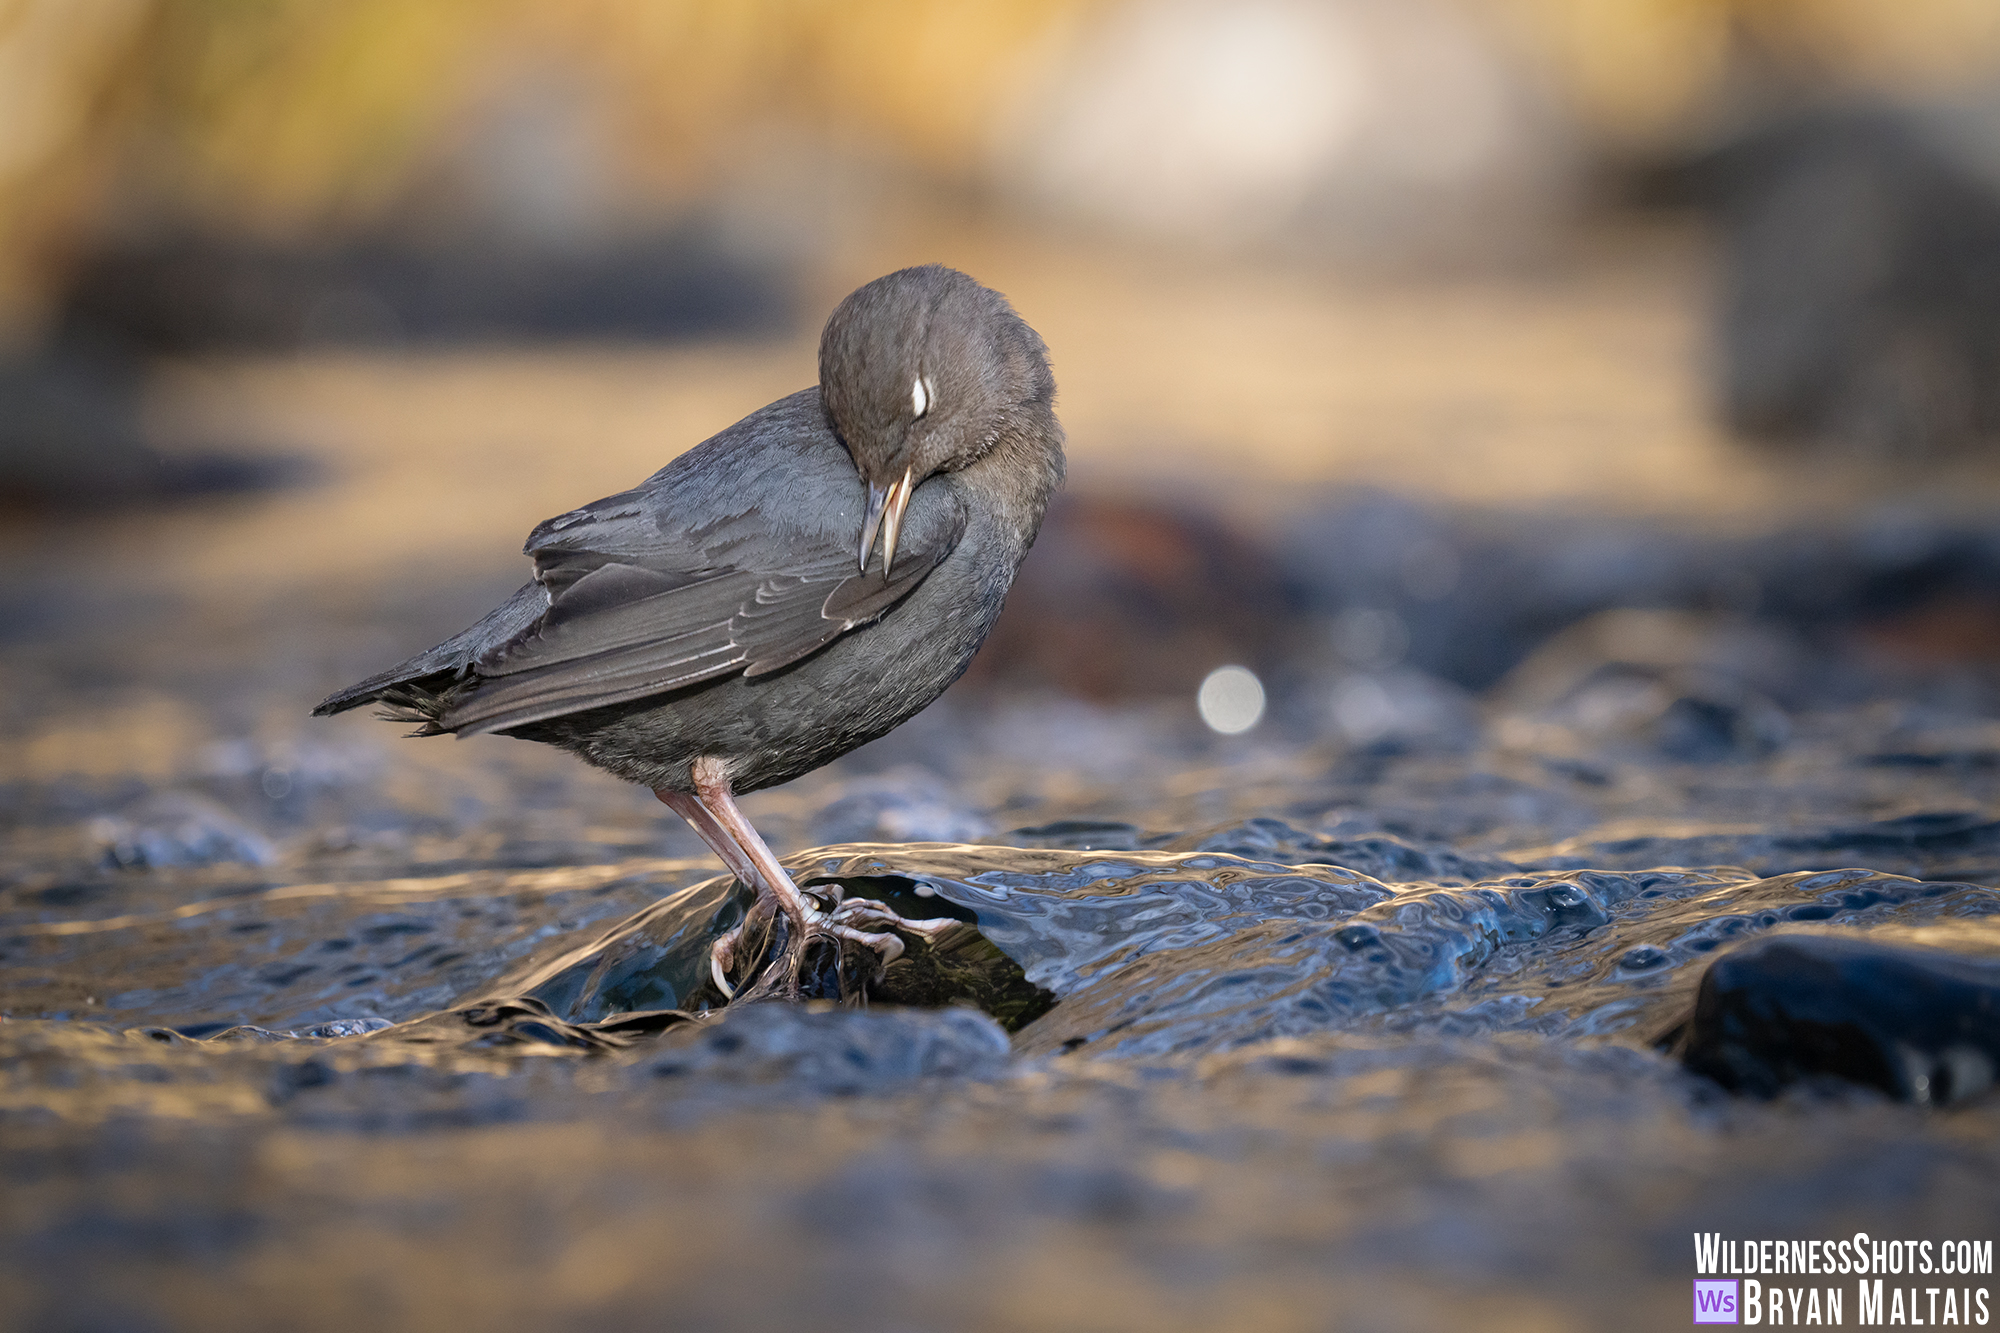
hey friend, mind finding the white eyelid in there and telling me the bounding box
[911,376,929,419]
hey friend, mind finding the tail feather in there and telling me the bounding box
[310,581,549,723]
[372,683,453,737]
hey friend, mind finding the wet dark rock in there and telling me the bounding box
[1677,929,2000,1103]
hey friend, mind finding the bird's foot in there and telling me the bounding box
[707,888,964,1000]
[706,891,851,999]
[707,894,780,1000]
[823,893,967,955]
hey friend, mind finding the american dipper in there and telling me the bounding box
[314,265,1064,997]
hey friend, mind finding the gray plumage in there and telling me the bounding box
[314,265,1064,799]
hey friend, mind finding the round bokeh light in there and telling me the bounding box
[1197,664,1266,735]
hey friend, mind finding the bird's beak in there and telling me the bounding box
[858,467,915,574]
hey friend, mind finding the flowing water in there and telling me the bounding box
[8,571,2000,1332]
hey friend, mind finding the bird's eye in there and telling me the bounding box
[911,376,929,419]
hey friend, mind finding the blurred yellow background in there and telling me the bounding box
[6,0,2000,617]
[7,0,2000,336]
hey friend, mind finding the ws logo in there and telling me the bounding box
[1695,1279,1740,1324]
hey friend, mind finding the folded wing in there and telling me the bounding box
[437,496,961,737]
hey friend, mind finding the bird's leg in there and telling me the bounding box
[655,789,777,998]
[663,757,914,997]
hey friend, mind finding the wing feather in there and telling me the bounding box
[436,491,964,737]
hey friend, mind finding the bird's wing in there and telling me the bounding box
[435,489,965,737]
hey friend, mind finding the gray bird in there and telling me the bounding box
[314,265,1064,996]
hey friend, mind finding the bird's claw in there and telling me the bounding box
[705,891,965,999]
[823,920,906,965]
[825,895,964,943]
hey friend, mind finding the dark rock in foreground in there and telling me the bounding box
[1676,928,2000,1104]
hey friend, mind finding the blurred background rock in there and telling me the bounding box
[5,0,2000,779]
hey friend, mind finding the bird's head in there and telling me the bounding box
[819,264,1055,572]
